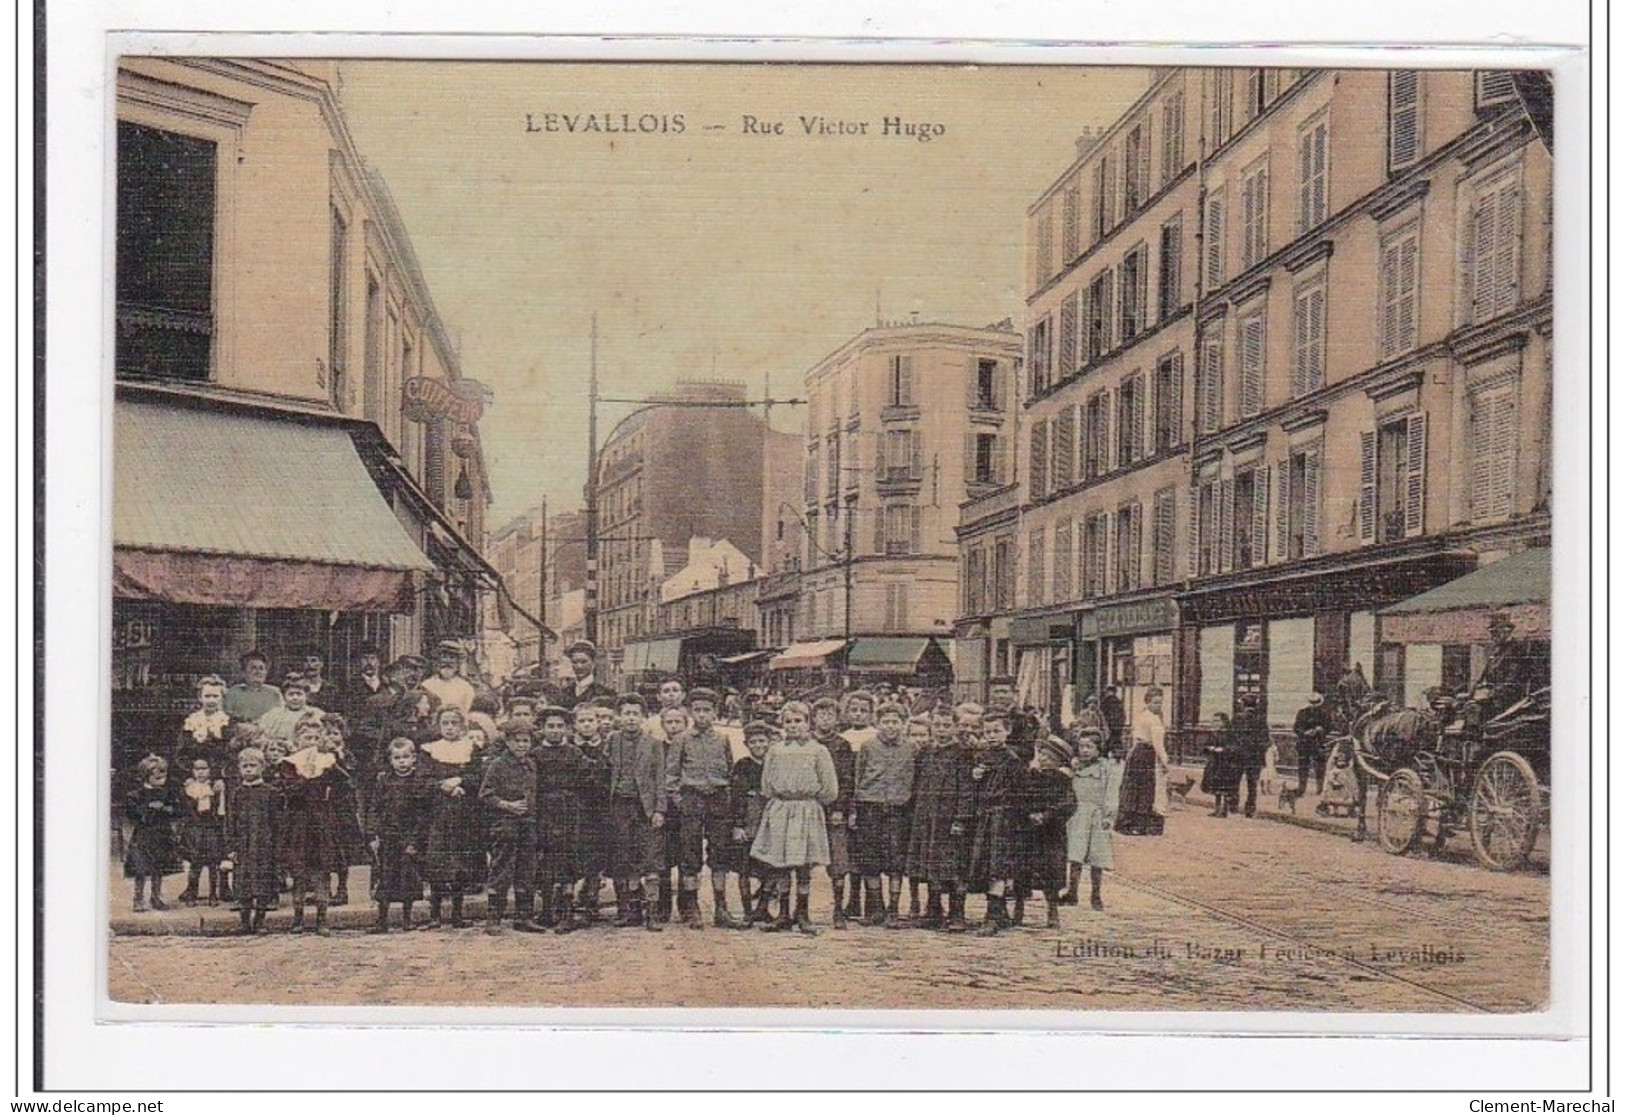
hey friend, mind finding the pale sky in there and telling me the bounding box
[335,61,1151,524]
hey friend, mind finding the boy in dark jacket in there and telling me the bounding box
[811,697,857,928]
[366,737,434,932]
[731,720,775,925]
[605,693,668,931]
[1011,735,1077,928]
[533,707,588,931]
[479,726,546,934]
[965,710,1025,935]
[276,718,353,936]
[571,699,615,922]
[905,704,976,930]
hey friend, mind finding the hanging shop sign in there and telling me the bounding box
[402,377,491,426]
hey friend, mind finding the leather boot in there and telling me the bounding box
[313,903,332,937]
[975,895,1006,937]
[657,876,674,924]
[486,897,507,935]
[712,890,744,930]
[749,885,773,927]
[862,880,886,926]
[759,890,793,932]
[643,894,665,932]
[1011,895,1026,927]
[919,888,943,930]
[681,889,705,930]
[945,892,968,933]
[844,876,863,920]
[831,879,848,930]
[289,900,306,933]
[793,891,818,936]
[1045,896,1062,929]
[514,895,548,933]
[367,901,391,934]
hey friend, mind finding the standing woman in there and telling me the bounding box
[1114,685,1169,836]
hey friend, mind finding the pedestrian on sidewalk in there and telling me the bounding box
[1114,687,1168,836]
[1234,696,1271,818]
[123,753,181,913]
[1293,693,1333,796]
[1012,734,1076,927]
[1064,726,1121,911]
[751,701,840,935]
[1201,713,1242,818]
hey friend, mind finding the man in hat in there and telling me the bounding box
[1233,694,1270,818]
[1292,693,1333,796]
[558,640,618,711]
[421,643,477,717]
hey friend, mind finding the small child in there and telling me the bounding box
[731,720,776,925]
[666,688,745,930]
[419,706,485,928]
[123,754,181,912]
[965,710,1024,936]
[177,757,227,905]
[1065,726,1123,911]
[224,747,280,934]
[653,702,691,925]
[479,725,545,934]
[321,712,364,907]
[277,716,352,935]
[851,700,919,927]
[533,706,588,931]
[571,700,614,923]
[604,693,669,932]
[835,691,877,922]
[904,704,974,930]
[810,697,856,929]
[750,701,840,935]
[1011,735,1077,928]
[366,737,434,932]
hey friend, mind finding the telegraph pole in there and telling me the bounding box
[843,507,855,644]
[538,495,548,634]
[584,315,600,645]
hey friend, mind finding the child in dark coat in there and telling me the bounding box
[276,718,354,935]
[479,726,546,934]
[224,747,280,934]
[964,710,1024,935]
[366,737,434,932]
[730,720,775,925]
[810,697,857,929]
[571,699,615,922]
[419,706,485,928]
[1011,735,1078,928]
[177,757,227,905]
[533,707,588,931]
[904,704,976,930]
[123,754,181,912]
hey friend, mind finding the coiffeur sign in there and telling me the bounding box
[402,377,491,458]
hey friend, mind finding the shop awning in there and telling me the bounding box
[621,636,683,675]
[847,637,940,674]
[768,639,849,671]
[717,649,776,666]
[113,400,433,612]
[1377,549,1551,644]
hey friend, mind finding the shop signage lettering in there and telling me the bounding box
[1094,598,1178,637]
[402,377,490,426]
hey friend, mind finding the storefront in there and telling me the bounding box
[112,394,496,772]
[847,637,953,691]
[1010,612,1076,729]
[767,638,850,693]
[1179,547,1479,740]
[1082,596,1178,745]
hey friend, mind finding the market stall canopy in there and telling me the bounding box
[768,639,850,671]
[846,636,948,675]
[1376,548,1551,644]
[114,400,433,612]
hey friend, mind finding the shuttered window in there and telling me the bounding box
[1152,351,1183,452]
[1053,518,1075,602]
[1030,418,1049,500]
[1028,529,1048,606]
[1363,414,1427,544]
[1380,228,1420,358]
[1161,86,1185,183]
[1475,71,1518,109]
[1058,293,1079,377]
[1210,69,1234,147]
[1035,210,1055,288]
[1158,215,1183,320]
[1241,159,1269,268]
[1463,173,1522,324]
[1061,181,1082,262]
[1388,71,1422,171]
[1469,382,1519,522]
[1152,487,1178,586]
[889,354,915,406]
[1123,123,1150,215]
[1197,331,1224,435]
[1120,247,1147,342]
[1297,117,1329,234]
[1291,282,1326,397]
[1204,187,1226,290]
[1195,479,1217,576]
[1115,502,1143,593]
[1086,270,1114,362]
[1083,513,1110,598]
[1277,445,1323,561]
[885,583,911,631]
[1083,391,1110,480]
[1238,311,1266,418]
[1053,406,1077,489]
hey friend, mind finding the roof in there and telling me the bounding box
[1377,549,1551,616]
[846,636,935,670]
[114,400,433,571]
[769,639,850,671]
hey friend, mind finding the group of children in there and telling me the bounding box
[124,672,1126,938]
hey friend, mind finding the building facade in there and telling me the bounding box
[594,380,776,680]
[793,322,1023,663]
[958,66,1551,751]
[483,505,587,680]
[113,58,498,765]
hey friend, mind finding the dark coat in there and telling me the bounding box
[962,746,1024,891]
[730,754,766,843]
[533,741,589,884]
[905,744,975,887]
[574,737,613,874]
[1293,704,1333,756]
[816,731,857,818]
[367,768,434,902]
[276,759,356,877]
[225,780,281,904]
[1201,726,1245,797]
[420,750,486,892]
[123,783,182,878]
[555,677,619,712]
[605,729,668,819]
[1011,765,1076,893]
[1233,709,1272,773]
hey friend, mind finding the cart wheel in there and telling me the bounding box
[1469,751,1542,871]
[1376,769,1426,855]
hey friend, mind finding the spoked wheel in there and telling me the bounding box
[1469,751,1543,871]
[1376,769,1427,855]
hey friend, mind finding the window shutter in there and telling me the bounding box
[1169,351,1184,446]
[1241,315,1264,416]
[1380,240,1400,358]
[1306,288,1325,392]
[1102,151,1117,232]
[1130,502,1144,590]
[1205,192,1225,289]
[899,355,915,406]
[1138,129,1152,210]
[874,432,887,479]
[910,506,923,554]
[1131,374,1146,461]
[1100,268,1115,352]
[910,430,923,478]
[1187,485,1202,578]
[964,433,978,485]
[1077,521,1090,599]
[1312,126,1327,227]
[965,358,979,409]
[874,506,886,555]
[992,361,1008,409]
[1396,237,1418,352]
[992,433,1008,484]
[1389,72,1420,169]
[1404,411,1427,537]
[1492,181,1522,317]
[1218,477,1235,573]
[1030,419,1048,499]
[1298,129,1314,233]
[1358,430,1376,542]
[1303,449,1322,556]
[1489,391,1518,518]
[1055,406,1076,486]
[1059,295,1079,376]
[1292,292,1311,396]
[1251,469,1270,568]
[1273,459,1289,562]
[1469,201,1496,323]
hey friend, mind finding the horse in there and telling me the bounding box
[1345,699,1440,843]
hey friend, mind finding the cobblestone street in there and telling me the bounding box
[108,793,1549,1013]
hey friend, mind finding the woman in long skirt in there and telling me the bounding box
[1114,686,1169,837]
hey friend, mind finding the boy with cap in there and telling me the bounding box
[665,687,745,929]
[851,700,919,926]
[605,693,668,931]
[731,719,777,925]
[1012,734,1077,928]
[479,724,546,934]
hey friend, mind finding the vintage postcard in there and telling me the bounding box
[99,52,1566,1025]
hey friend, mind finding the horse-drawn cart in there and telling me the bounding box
[1350,688,1549,871]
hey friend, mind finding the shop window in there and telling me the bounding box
[116,121,216,381]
